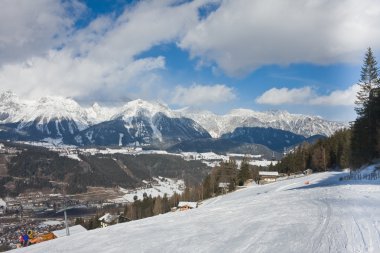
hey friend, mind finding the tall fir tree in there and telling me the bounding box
[355,47,380,116]
[351,47,380,166]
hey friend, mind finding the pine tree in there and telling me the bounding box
[238,159,251,186]
[355,47,380,116]
[351,48,380,166]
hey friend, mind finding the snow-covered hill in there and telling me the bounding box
[12,166,380,253]
[178,108,346,138]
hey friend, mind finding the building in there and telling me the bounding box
[303,169,313,175]
[258,171,279,184]
[218,182,230,194]
[177,202,198,211]
[98,213,120,228]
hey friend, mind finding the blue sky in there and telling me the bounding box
[0,0,379,121]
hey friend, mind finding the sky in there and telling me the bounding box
[0,0,380,121]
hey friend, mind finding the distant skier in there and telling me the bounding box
[18,234,24,247]
[22,233,29,247]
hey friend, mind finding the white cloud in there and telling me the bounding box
[172,84,236,106]
[256,85,359,106]
[0,0,214,102]
[180,0,380,76]
[0,0,85,64]
[256,87,314,105]
[310,84,360,106]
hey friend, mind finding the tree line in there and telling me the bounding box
[273,129,351,174]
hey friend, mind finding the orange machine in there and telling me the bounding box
[29,232,57,244]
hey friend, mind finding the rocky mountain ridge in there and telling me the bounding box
[0,91,347,149]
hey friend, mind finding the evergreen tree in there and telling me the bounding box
[355,47,380,116]
[351,48,380,166]
[238,159,251,186]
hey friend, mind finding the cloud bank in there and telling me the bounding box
[0,0,212,102]
[256,84,360,106]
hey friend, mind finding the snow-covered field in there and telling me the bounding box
[114,177,185,202]
[12,166,380,253]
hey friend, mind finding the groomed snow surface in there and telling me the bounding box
[12,166,380,253]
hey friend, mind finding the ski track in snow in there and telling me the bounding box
[11,170,380,253]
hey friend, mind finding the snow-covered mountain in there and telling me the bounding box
[0,92,89,127]
[0,91,346,147]
[76,99,210,146]
[0,92,92,140]
[221,127,324,152]
[177,108,346,138]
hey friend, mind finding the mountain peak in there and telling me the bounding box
[116,99,174,119]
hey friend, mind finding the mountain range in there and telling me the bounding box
[0,91,347,153]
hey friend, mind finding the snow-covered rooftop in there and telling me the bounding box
[178,202,197,209]
[0,198,6,207]
[99,213,119,223]
[259,171,279,176]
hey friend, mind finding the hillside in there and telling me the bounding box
[0,143,209,197]
[12,166,380,253]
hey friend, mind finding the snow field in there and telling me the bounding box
[115,177,185,202]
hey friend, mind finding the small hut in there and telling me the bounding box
[258,171,279,184]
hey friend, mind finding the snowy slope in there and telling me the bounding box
[12,166,380,253]
[178,108,346,138]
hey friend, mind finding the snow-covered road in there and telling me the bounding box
[12,169,380,253]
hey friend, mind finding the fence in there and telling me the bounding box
[340,170,380,181]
